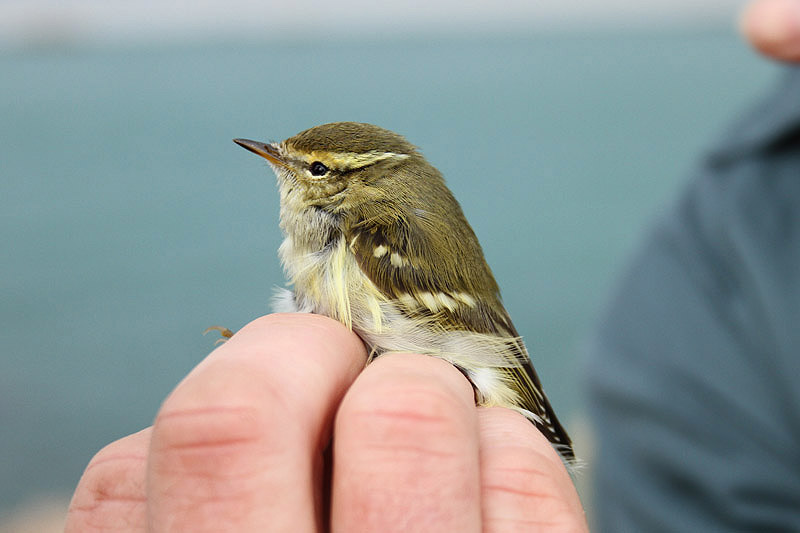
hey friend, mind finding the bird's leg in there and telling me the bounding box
[203,325,234,345]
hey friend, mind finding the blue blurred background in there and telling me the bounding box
[0,0,781,529]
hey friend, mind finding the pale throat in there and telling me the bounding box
[276,178,379,330]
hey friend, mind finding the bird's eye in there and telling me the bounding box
[309,161,329,176]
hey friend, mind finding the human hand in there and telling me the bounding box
[741,0,800,62]
[64,313,587,532]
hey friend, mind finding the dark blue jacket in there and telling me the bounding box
[588,67,800,532]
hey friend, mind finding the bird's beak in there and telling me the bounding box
[233,138,288,168]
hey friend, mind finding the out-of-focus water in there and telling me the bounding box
[0,32,778,511]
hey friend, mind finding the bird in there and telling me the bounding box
[228,122,574,462]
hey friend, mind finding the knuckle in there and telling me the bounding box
[348,374,460,422]
[484,447,553,492]
[66,442,146,531]
[151,403,272,477]
[482,445,574,520]
[341,377,468,457]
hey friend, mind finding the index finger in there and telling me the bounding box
[147,313,367,533]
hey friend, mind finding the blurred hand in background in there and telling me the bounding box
[741,0,800,61]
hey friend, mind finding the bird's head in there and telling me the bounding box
[234,122,420,212]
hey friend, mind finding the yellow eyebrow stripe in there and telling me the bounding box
[284,146,409,171]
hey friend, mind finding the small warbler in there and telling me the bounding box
[230,122,573,462]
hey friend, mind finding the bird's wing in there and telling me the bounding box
[344,214,574,461]
[345,213,514,336]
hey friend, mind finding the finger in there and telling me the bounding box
[478,407,588,533]
[741,0,800,62]
[147,313,367,533]
[332,353,482,533]
[65,427,151,533]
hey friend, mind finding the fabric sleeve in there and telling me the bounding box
[587,70,800,532]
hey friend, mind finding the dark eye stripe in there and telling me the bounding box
[309,161,329,176]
